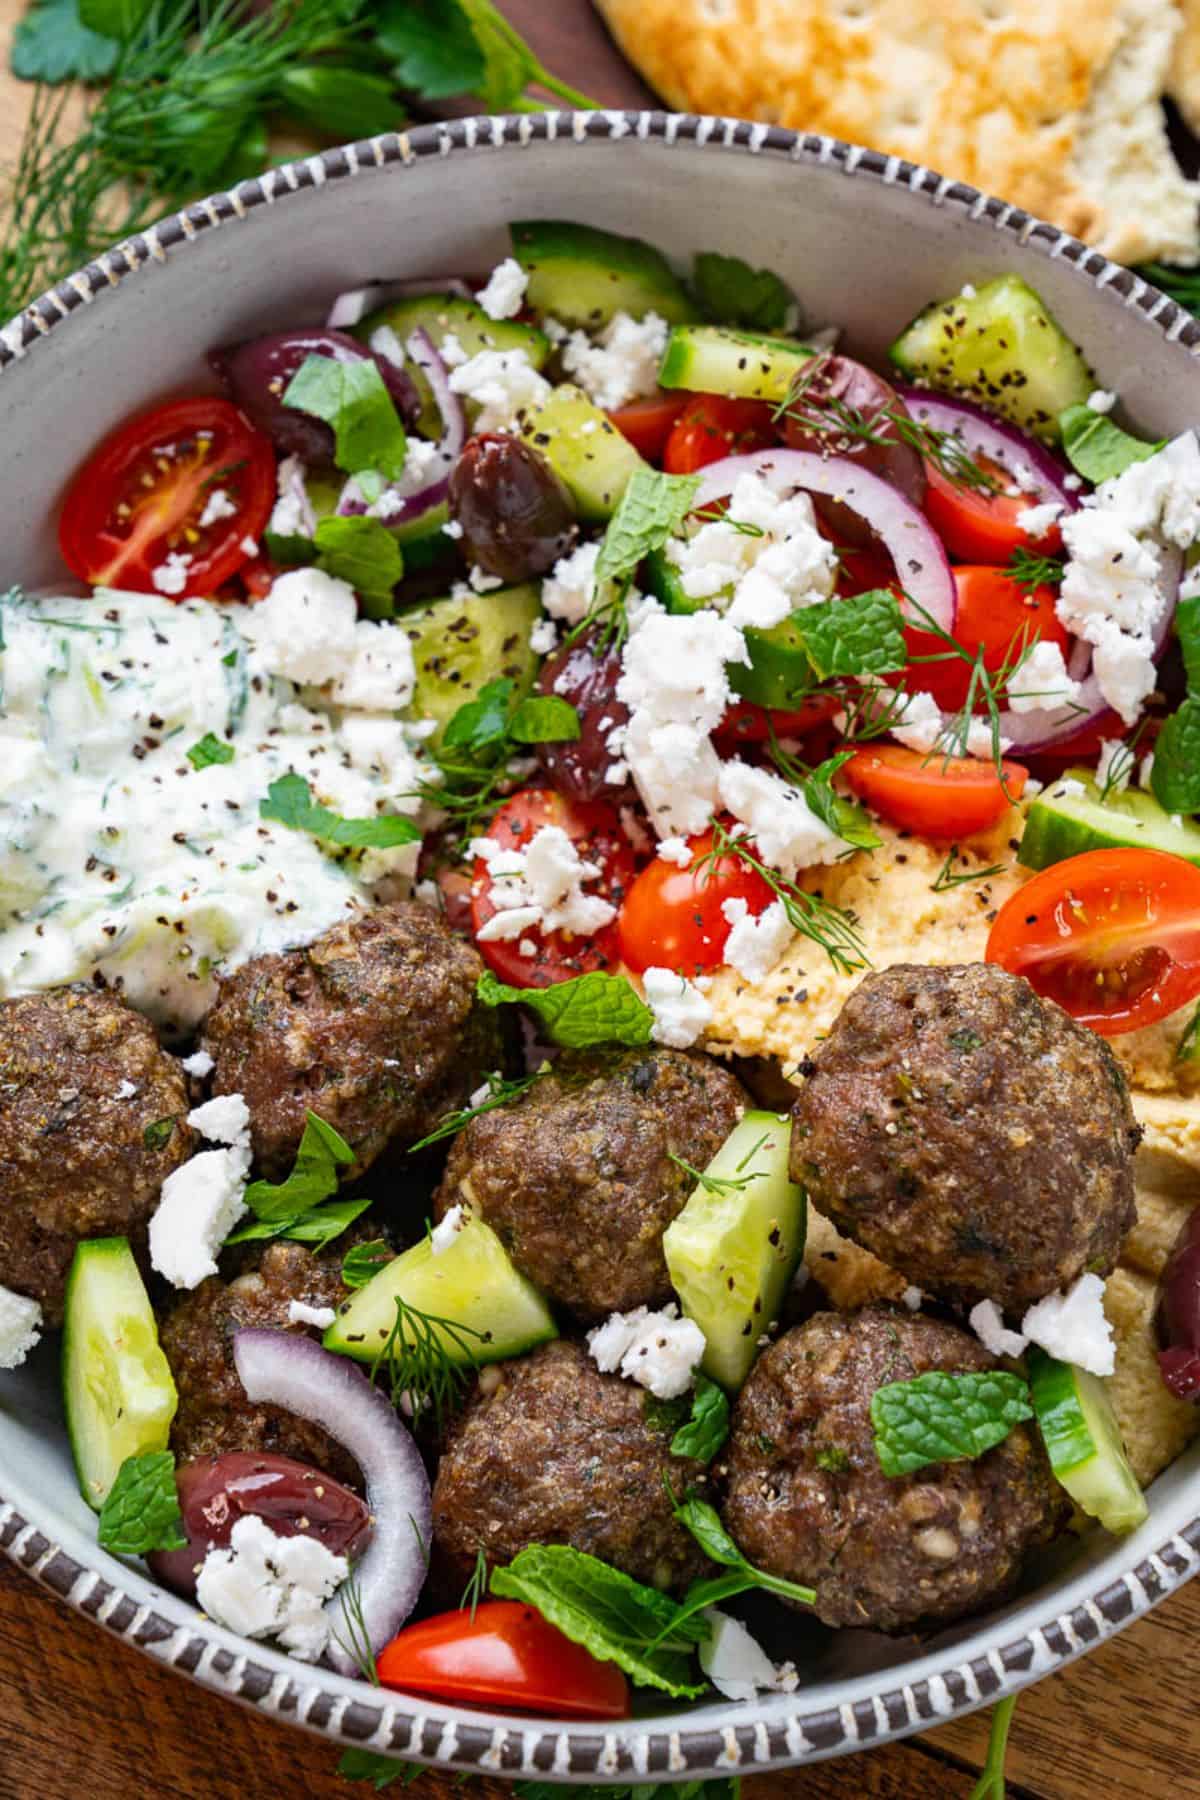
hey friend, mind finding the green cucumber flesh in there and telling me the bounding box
[888,275,1093,445]
[1028,1347,1147,1534]
[663,1111,806,1390]
[510,220,698,329]
[1020,770,1200,871]
[400,583,542,744]
[644,545,705,616]
[323,1212,557,1366]
[658,324,814,403]
[62,1237,178,1511]
[647,545,815,707]
[521,384,647,521]
[355,294,549,439]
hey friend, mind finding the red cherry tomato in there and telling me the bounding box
[375,1601,630,1720]
[59,396,276,596]
[238,553,278,600]
[714,695,843,748]
[902,566,1073,713]
[618,827,775,977]
[471,787,635,988]
[608,389,691,461]
[986,848,1200,1037]
[662,394,778,474]
[923,453,1063,563]
[841,743,1027,839]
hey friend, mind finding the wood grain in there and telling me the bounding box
[1,0,1199,1795]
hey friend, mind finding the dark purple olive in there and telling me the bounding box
[1156,1203,1200,1399]
[536,632,633,806]
[448,433,576,583]
[209,329,417,464]
[782,353,926,546]
[146,1451,372,1599]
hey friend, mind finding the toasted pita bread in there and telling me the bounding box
[1168,0,1200,129]
[596,0,1199,265]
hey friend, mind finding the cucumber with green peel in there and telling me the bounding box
[521,384,648,521]
[644,547,816,707]
[1028,1348,1147,1534]
[1020,771,1200,871]
[354,294,549,439]
[400,583,542,744]
[888,275,1094,445]
[62,1237,178,1511]
[510,220,698,329]
[643,546,705,615]
[323,1212,557,1366]
[658,324,814,404]
[663,1111,806,1391]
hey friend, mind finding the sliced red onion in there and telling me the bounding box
[325,277,473,331]
[895,386,1080,519]
[233,1328,431,1678]
[692,449,957,633]
[337,328,465,525]
[403,328,466,465]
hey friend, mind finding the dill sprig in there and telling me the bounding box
[459,1546,489,1621]
[1006,546,1066,595]
[698,820,868,977]
[930,847,1007,892]
[330,1575,380,1686]
[409,1068,544,1153]
[692,506,765,538]
[371,1292,488,1433]
[1096,721,1148,803]
[669,1131,770,1197]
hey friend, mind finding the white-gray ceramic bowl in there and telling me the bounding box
[2,111,1199,1787]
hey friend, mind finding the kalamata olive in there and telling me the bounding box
[536,633,633,806]
[448,434,576,583]
[146,1451,371,1599]
[782,354,926,547]
[1156,1203,1200,1398]
[209,329,417,464]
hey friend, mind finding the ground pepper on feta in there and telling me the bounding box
[195,1513,349,1662]
[586,1302,706,1399]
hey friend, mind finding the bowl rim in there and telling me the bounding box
[2,106,1199,1785]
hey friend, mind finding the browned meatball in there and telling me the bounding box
[159,1239,363,1488]
[200,902,499,1179]
[433,1048,747,1319]
[0,987,194,1323]
[722,1308,1064,1632]
[432,1339,711,1594]
[791,963,1139,1311]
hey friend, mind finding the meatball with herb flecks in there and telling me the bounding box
[790,962,1140,1312]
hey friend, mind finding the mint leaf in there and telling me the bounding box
[341,1238,393,1290]
[1060,405,1163,485]
[508,694,581,745]
[1151,696,1200,814]
[477,969,654,1049]
[594,468,701,590]
[186,732,235,770]
[670,1374,730,1463]
[797,588,907,680]
[11,0,119,82]
[442,677,515,756]
[242,1111,354,1223]
[337,1749,424,1790]
[870,1369,1034,1477]
[309,515,405,619]
[260,772,420,851]
[1177,591,1200,694]
[282,355,407,482]
[692,251,795,332]
[804,752,882,852]
[377,0,483,98]
[97,1451,186,1555]
[490,1544,708,1697]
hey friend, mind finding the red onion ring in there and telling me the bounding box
[895,386,1081,519]
[233,1328,432,1677]
[692,449,958,633]
[336,329,464,525]
[325,277,473,331]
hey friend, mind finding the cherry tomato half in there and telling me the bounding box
[903,566,1072,714]
[471,787,636,988]
[923,453,1063,563]
[662,394,777,474]
[59,396,276,597]
[608,388,691,462]
[842,743,1027,839]
[618,827,775,977]
[375,1601,630,1720]
[714,695,843,748]
[986,848,1200,1037]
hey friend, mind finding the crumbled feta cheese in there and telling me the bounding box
[541,316,568,345]
[617,609,746,837]
[529,617,558,655]
[1005,639,1083,714]
[448,346,551,433]
[959,282,978,299]
[586,1302,706,1399]
[439,331,467,368]
[0,1283,42,1370]
[239,536,259,559]
[199,487,238,529]
[474,823,617,942]
[431,1204,466,1255]
[699,1609,785,1701]
[373,436,448,510]
[1064,473,1083,492]
[187,1092,251,1149]
[287,1300,336,1329]
[643,967,712,1048]
[717,760,843,879]
[542,540,600,624]
[1139,750,1156,790]
[1017,501,1064,539]
[664,470,837,632]
[1096,738,1133,793]
[969,1298,1029,1360]
[442,518,464,539]
[181,1049,214,1079]
[890,690,1010,761]
[149,1146,250,1289]
[561,310,670,412]
[1021,1272,1115,1376]
[468,563,504,594]
[720,896,794,983]
[477,256,529,321]
[269,455,316,539]
[901,1285,923,1312]
[151,552,193,597]
[243,568,359,685]
[328,622,416,712]
[196,1514,348,1662]
[1051,777,1087,799]
[114,1078,137,1100]
[657,836,693,867]
[1087,389,1117,414]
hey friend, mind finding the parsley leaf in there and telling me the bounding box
[268,516,405,620]
[508,693,581,745]
[490,1544,708,1697]
[870,1369,1034,1477]
[341,1238,394,1290]
[77,0,151,38]
[227,1111,370,1252]
[97,1451,186,1556]
[336,1749,424,1790]
[1059,404,1163,485]
[282,356,407,482]
[186,732,235,770]
[1150,696,1200,815]
[796,588,907,680]
[11,0,119,82]
[277,66,402,142]
[260,772,420,851]
[377,0,483,98]
[692,251,796,332]
[594,468,701,591]
[803,751,882,852]
[453,0,596,110]
[477,968,655,1049]
[669,1374,730,1463]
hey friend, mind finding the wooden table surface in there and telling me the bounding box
[1,1,1199,1796]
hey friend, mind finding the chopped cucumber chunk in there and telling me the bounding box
[400,583,542,744]
[658,323,813,403]
[1020,770,1200,870]
[663,1111,806,1390]
[521,384,647,520]
[355,293,549,439]
[323,1212,557,1366]
[510,220,698,329]
[1028,1348,1147,1534]
[62,1237,178,1511]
